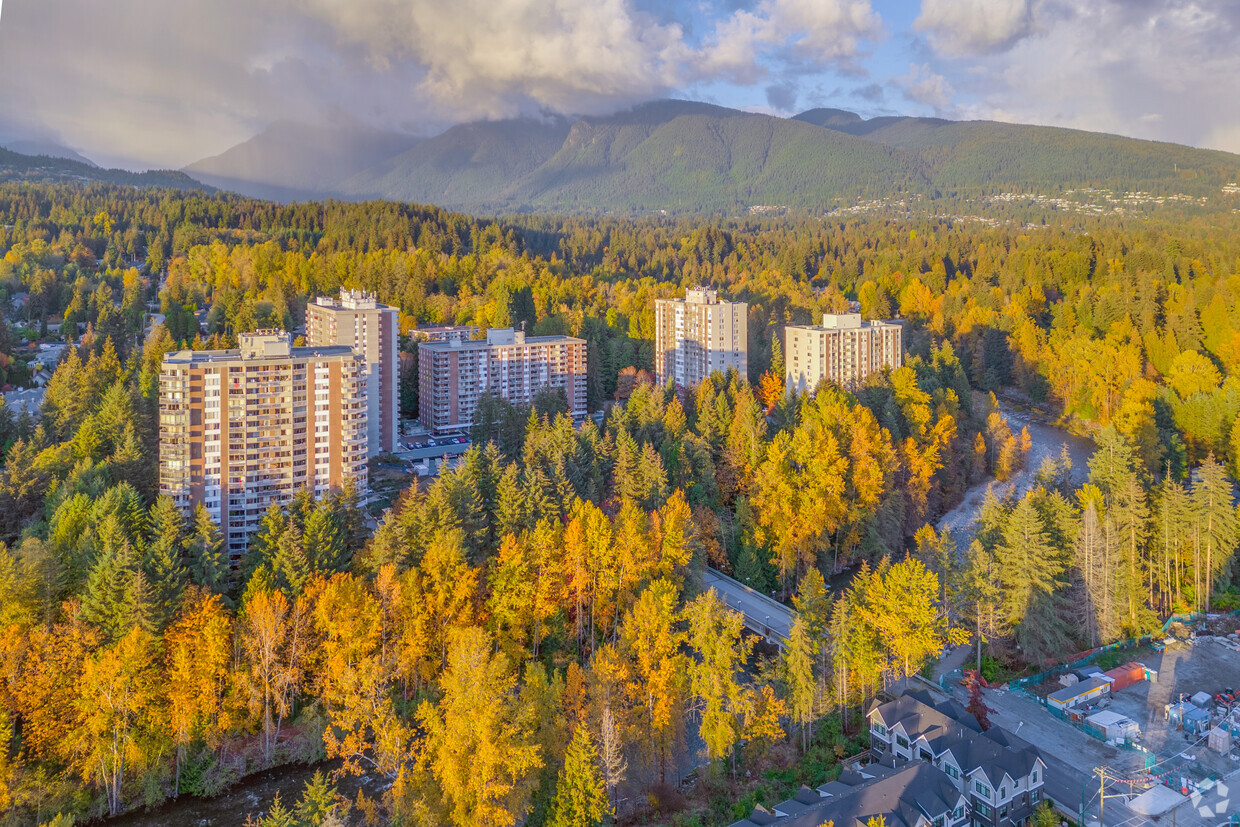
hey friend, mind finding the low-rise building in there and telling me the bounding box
[868,691,1046,827]
[417,328,587,433]
[729,763,970,827]
[784,312,903,393]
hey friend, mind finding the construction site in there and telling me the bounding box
[967,620,1240,825]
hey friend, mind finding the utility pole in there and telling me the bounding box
[1093,766,1120,826]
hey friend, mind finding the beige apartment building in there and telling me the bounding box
[418,328,587,433]
[306,289,398,455]
[159,331,368,561]
[654,287,748,387]
[784,312,903,393]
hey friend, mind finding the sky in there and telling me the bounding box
[0,0,1237,170]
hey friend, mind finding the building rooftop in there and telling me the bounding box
[163,330,355,365]
[787,313,904,331]
[731,763,963,827]
[418,328,585,352]
[312,288,392,311]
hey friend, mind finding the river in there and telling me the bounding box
[936,402,1096,541]
[102,760,381,827]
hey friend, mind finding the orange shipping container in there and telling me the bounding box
[1105,662,1146,692]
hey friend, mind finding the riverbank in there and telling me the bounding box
[100,760,382,827]
[936,400,1096,541]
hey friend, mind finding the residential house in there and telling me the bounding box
[729,763,970,827]
[868,691,1046,827]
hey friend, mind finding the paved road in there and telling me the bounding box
[703,567,793,646]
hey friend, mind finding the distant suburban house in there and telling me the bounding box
[2,387,45,416]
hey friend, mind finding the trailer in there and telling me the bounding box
[1048,676,1111,711]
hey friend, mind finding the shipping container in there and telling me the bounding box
[1104,662,1147,692]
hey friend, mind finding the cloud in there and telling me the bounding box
[0,0,884,168]
[852,83,885,103]
[915,0,1035,57]
[765,81,798,110]
[953,0,1240,154]
[896,63,955,113]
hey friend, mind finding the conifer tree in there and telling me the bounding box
[1194,454,1238,611]
[548,727,610,827]
[686,589,751,769]
[185,504,228,596]
[784,614,817,752]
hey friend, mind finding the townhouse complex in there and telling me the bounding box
[158,331,368,562]
[730,690,1046,827]
[654,287,748,387]
[306,289,399,455]
[785,312,903,393]
[417,327,587,433]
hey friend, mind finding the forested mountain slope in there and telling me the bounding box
[0,147,210,190]
[338,116,573,208]
[795,108,1240,194]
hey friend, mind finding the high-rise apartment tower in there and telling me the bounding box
[418,328,587,433]
[784,313,903,393]
[158,331,368,561]
[653,287,748,387]
[306,289,398,454]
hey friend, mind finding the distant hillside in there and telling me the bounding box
[0,147,211,191]
[339,117,572,208]
[179,100,1240,213]
[340,101,923,212]
[794,109,1240,195]
[186,120,420,201]
[509,101,923,211]
[3,140,96,166]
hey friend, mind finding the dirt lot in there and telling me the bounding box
[1101,638,1240,780]
[984,636,1240,793]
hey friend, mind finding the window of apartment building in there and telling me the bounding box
[1031,790,1040,804]
[1030,769,1038,784]
[973,802,991,818]
[944,764,959,780]
[871,722,887,736]
[920,749,933,762]
[953,806,965,821]
[895,735,909,749]
[933,816,944,827]
[974,781,991,799]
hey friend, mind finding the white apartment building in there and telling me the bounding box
[784,312,903,393]
[158,331,368,561]
[654,287,748,387]
[306,289,398,455]
[418,328,587,433]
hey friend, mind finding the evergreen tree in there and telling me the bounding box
[186,505,229,596]
[547,727,610,827]
[1194,455,1239,611]
[303,505,346,573]
[783,614,816,753]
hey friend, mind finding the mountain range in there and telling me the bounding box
[180,100,1240,213]
[1,99,1237,214]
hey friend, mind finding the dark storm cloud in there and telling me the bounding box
[0,0,884,167]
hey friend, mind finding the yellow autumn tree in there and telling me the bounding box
[418,626,543,827]
[164,593,233,794]
[314,572,408,778]
[68,627,161,816]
